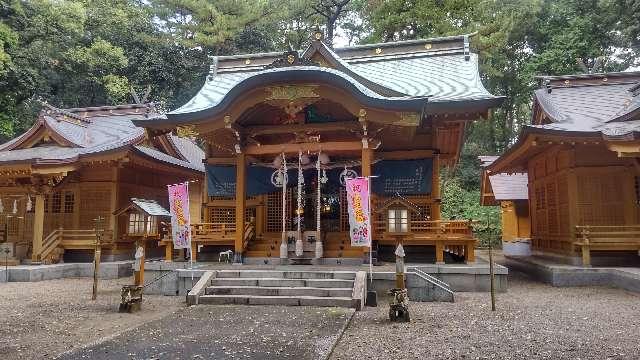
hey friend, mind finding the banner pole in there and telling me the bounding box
[368,176,373,284]
[186,181,193,287]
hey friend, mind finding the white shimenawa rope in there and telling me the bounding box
[280,153,288,259]
[295,151,304,257]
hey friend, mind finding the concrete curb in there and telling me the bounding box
[324,308,356,360]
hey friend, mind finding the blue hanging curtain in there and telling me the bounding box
[372,158,433,195]
[206,165,298,197]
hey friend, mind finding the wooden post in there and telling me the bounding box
[190,239,197,263]
[31,194,45,262]
[235,153,246,263]
[165,240,173,262]
[465,241,476,264]
[92,216,104,300]
[361,147,373,260]
[581,226,591,267]
[435,239,444,264]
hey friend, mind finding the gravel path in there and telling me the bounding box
[331,272,640,360]
[0,277,182,360]
[59,305,354,360]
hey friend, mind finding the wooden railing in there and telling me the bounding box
[191,222,236,243]
[243,219,255,252]
[38,228,114,262]
[373,219,474,238]
[575,225,640,266]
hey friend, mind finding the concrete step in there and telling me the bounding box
[205,286,353,297]
[215,270,357,280]
[209,277,355,288]
[198,294,354,307]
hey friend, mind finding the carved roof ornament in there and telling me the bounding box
[311,23,324,42]
[265,45,319,69]
[265,85,320,101]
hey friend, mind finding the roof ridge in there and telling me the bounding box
[40,102,90,125]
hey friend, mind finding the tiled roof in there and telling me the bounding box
[0,104,204,172]
[133,145,204,172]
[136,33,501,126]
[489,173,529,201]
[530,72,640,138]
[131,198,171,217]
[479,155,528,201]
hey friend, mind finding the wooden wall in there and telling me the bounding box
[500,200,530,241]
[528,144,638,254]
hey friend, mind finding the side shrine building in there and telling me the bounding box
[0,103,204,264]
[135,31,503,264]
[488,71,640,266]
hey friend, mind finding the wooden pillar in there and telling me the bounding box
[165,240,173,261]
[435,240,444,264]
[464,241,475,264]
[110,168,118,243]
[362,147,373,258]
[432,154,441,220]
[31,194,45,262]
[235,153,246,261]
[190,240,197,262]
[567,169,579,256]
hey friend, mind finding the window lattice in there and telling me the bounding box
[51,192,62,213]
[209,207,235,224]
[266,189,293,232]
[64,191,74,213]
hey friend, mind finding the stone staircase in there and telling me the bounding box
[188,270,366,309]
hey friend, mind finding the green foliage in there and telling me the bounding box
[441,176,501,247]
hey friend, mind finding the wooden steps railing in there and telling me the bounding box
[575,225,640,266]
[242,219,255,253]
[38,228,114,262]
[192,222,236,243]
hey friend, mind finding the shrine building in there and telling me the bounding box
[0,103,203,264]
[487,71,640,266]
[135,31,503,264]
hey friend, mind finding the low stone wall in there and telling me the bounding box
[2,261,133,282]
[506,255,640,293]
[142,262,508,297]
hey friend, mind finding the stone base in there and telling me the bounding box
[2,261,134,282]
[505,255,640,293]
[502,239,531,257]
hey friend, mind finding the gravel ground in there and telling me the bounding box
[0,277,182,360]
[331,272,640,360]
[59,305,354,360]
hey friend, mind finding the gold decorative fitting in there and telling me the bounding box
[397,112,420,126]
[564,80,570,84]
[358,109,367,119]
[287,54,295,64]
[603,77,608,82]
[265,85,320,101]
[424,44,432,50]
[245,59,251,65]
[375,48,383,55]
[314,32,322,40]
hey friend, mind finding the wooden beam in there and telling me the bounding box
[235,153,246,259]
[244,141,362,155]
[244,121,359,136]
[205,157,236,165]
